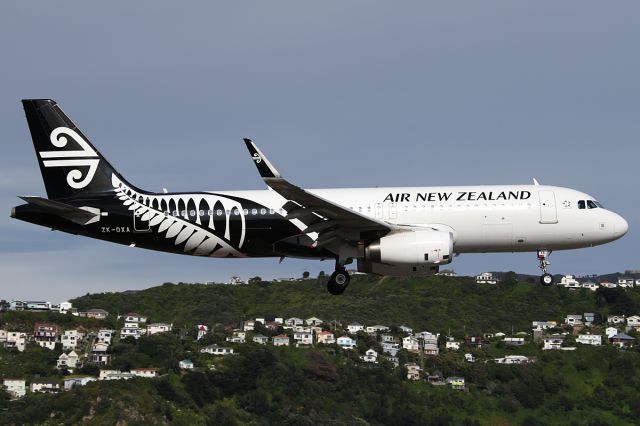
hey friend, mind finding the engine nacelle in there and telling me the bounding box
[362,230,453,273]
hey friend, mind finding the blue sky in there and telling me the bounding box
[1,2,638,302]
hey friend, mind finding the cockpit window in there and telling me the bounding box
[594,201,604,208]
[587,200,598,209]
[578,200,585,209]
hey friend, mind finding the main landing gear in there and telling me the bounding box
[327,261,351,295]
[537,250,554,286]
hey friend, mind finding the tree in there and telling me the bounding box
[248,276,262,285]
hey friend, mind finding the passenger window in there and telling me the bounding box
[578,200,585,209]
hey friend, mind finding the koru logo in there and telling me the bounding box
[252,152,262,164]
[39,127,100,189]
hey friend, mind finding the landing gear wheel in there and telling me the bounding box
[327,269,350,295]
[540,273,554,286]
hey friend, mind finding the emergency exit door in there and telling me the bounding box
[538,190,558,224]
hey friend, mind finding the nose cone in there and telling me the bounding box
[613,213,629,238]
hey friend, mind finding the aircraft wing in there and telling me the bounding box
[243,139,393,247]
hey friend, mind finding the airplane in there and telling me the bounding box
[11,99,629,294]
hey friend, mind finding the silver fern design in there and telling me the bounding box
[112,175,246,258]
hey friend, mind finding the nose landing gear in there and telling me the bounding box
[537,250,554,286]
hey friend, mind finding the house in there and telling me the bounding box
[30,379,62,394]
[415,331,439,344]
[201,344,234,355]
[337,336,357,349]
[380,335,397,344]
[583,313,596,325]
[402,336,420,353]
[99,369,134,381]
[264,321,281,331]
[124,313,147,323]
[64,376,96,390]
[61,330,84,350]
[253,334,269,345]
[532,321,557,331]
[399,325,413,334]
[582,282,599,291]
[98,329,114,345]
[610,333,635,348]
[146,323,173,335]
[427,371,445,385]
[600,282,617,289]
[196,325,209,340]
[558,275,581,289]
[606,327,619,339]
[361,348,378,363]
[436,269,457,277]
[131,368,159,378]
[608,315,625,325]
[226,330,246,344]
[504,337,526,346]
[576,334,602,346]
[445,339,460,351]
[543,336,565,350]
[495,355,532,364]
[316,331,335,345]
[565,315,583,326]
[305,317,323,326]
[25,301,52,311]
[618,277,635,287]
[4,332,27,352]
[405,362,421,380]
[293,331,313,346]
[294,326,312,334]
[366,325,390,335]
[120,325,145,340]
[626,315,640,329]
[382,342,400,356]
[86,308,109,319]
[464,353,476,363]
[57,351,80,370]
[386,356,400,368]
[475,272,497,284]
[284,317,303,328]
[423,343,439,356]
[33,323,59,350]
[243,320,256,332]
[465,336,483,348]
[3,379,26,399]
[272,335,290,346]
[91,342,111,365]
[347,322,365,334]
[446,376,465,390]
[57,301,73,314]
[179,359,194,370]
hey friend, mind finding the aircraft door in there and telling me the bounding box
[133,209,151,232]
[389,203,397,220]
[538,190,558,224]
[375,203,383,219]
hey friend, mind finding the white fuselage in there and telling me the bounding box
[216,184,628,254]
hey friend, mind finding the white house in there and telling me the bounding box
[196,324,209,340]
[543,336,565,350]
[201,344,234,355]
[415,331,439,345]
[120,322,145,340]
[382,342,400,356]
[86,308,109,319]
[445,339,460,351]
[576,334,602,346]
[272,335,290,346]
[347,323,365,334]
[131,368,159,378]
[305,317,323,326]
[608,315,626,325]
[399,325,413,334]
[61,330,84,350]
[582,282,599,291]
[532,321,557,331]
[4,332,27,352]
[243,320,255,332]
[476,272,498,284]
[98,329,114,345]
[606,327,619,339]
[91,342,111,365]
[402,336,420,353]
[504,337,526,346]
[494,355,532,364]
[565,315,583,326]
[294,331,313,346]
[316,331,335,345]
[3,379,26,399]
[30,380,62,394]
[226,330,246,344]
[179,359,194,370]
[146,323,173,335]
[600,282,617,289]
[558,275,581,289]
[57,351,80,370]
[337,336,357,349]
[253,334,269,345]
[284,317,304,328]
[57,301,73,314]
[64,376,96,390]
[366,325,390,335]
[618,277,635,287]
[423,343,439,356]
[99,369,134,381]
[464,353,476,363]
[626,315,640,329]
[361,349,378,363]
[124,313,147,323]
[405,363,421,380]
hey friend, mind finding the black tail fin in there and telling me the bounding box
[22,99,137,200]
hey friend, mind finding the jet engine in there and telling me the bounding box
[358,230,453,276]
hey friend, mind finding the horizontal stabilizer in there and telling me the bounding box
[19,196,100,225]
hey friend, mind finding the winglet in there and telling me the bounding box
[243,138,281,179]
